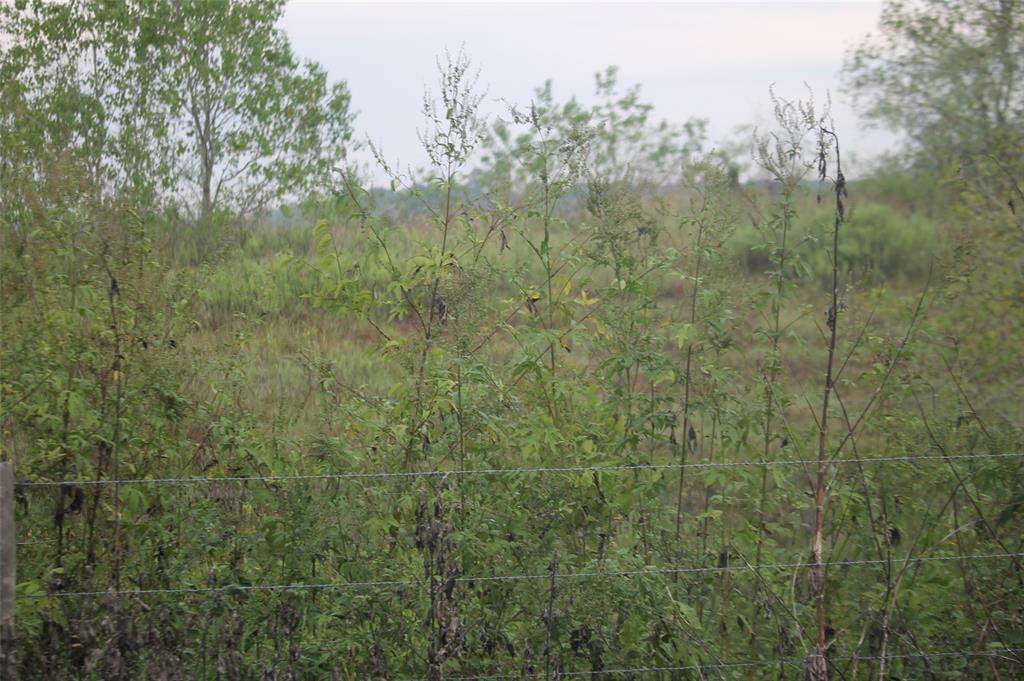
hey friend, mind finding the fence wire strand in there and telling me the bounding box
[23,551,1023,600]
[394,647,1024,681]
[13,452,1023,489]
[11,453,1023,673]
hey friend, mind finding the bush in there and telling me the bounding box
[734,198,939,283]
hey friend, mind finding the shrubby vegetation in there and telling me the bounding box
[1,1,1021,680]
[732,200,940,283]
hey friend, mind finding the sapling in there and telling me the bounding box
[749,89,823,651]
[807,119,843,681]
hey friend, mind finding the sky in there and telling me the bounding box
[278,1,895,185]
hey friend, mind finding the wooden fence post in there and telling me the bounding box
[0,461,15,679]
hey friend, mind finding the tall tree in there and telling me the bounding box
[846,0,1024,435]
[843,0,1023,198]
[156,0,354,218]
[0,0,355,220]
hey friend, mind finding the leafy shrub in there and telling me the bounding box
[734,199,939,282]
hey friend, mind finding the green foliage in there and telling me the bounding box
[844,0,1024,430]
[844,0,1024,176]
[479,66,707,197]
[734,200,940,282]
[0,0,355,221]
[2,11,1022,681]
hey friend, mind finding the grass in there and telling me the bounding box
[176,189,932,461]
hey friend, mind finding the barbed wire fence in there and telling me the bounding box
[3,451,1023,677]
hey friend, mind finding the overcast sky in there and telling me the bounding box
[279,1,894,184]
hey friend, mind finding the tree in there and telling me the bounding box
[155,0,355,219]
[845,0,1024,442]
[479,66,706,199]
[843,0,1023,200]
[0,0,355,220]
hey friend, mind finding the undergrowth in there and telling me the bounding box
[2,51,1021,681]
